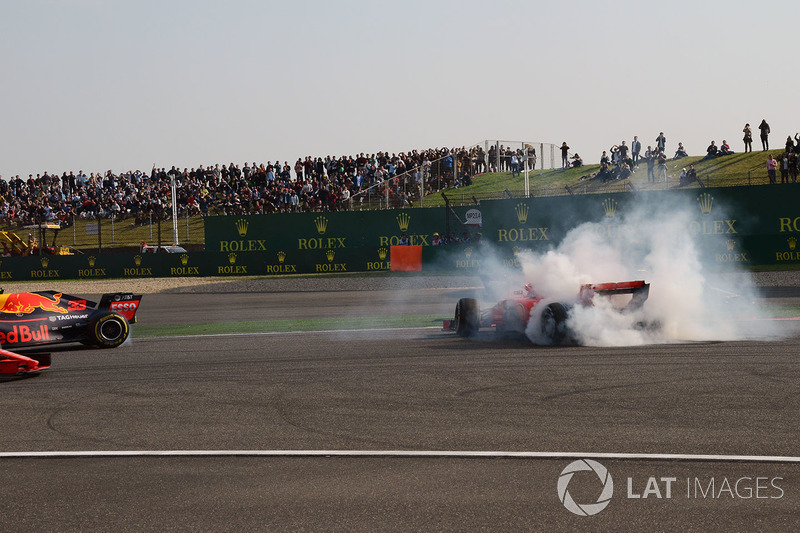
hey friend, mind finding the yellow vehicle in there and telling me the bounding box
[0,224,75,256]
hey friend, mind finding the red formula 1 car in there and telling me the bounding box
[0,290,141,378]
[444,280,650,343]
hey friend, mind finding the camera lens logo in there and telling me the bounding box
[557,459,613,516]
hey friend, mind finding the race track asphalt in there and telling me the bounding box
[1,287,799,531]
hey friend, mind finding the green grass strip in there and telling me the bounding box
[764,304,800,317]
[133,314,444,338]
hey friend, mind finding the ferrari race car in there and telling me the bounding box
[444,280,650,343]
[0,349,51,378]
[0,290,141,378]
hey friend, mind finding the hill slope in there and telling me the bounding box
[420,150,785,207]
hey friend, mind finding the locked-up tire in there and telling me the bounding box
[88,312,130,348]
[540,303,568,344]
[454,298,480,337]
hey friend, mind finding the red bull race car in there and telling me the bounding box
[444,280,650,344]
[0,290,141,378]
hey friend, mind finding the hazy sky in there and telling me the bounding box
[2,0,797,177]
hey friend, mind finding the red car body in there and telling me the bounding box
[0,349,50,379]
[445,280,650,343]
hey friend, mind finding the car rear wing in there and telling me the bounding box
[580,280,650,310]
[99,293,143,324]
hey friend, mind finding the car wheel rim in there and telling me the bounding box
[101,319,123,341]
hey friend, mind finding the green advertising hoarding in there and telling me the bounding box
[478,184,800,268]
[0,184,797,282]
[203,206,481,253]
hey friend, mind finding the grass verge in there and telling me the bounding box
[133,314,443,338]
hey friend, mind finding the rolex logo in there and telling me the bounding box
[726,239,736,251]
[789,237,797,251]
[602,198,617,218]
[464,247,473,258]
[326,250,335,262]
[396,213,411,232]
[134,255,142,266]
[697,193,713,215]
[180,254,189,266]
[235,218,249,238]
[40,257,49,268]
[277,251,286,263]
[378,248,388,260]
[512,246,520,257]
[228,252,237,264]
[515,202,529,224]
[88,256,96,267]
[314,216,328,235]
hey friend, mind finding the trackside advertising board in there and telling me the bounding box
[0,184,798,281]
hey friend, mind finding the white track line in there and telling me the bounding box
[2,450,800,463]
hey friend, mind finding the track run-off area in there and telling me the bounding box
[2,274,800,531]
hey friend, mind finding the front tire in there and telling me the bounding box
[88,312,130,348]
[454,298,480,337]
[540,303,568,344]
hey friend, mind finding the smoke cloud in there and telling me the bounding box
[488,196,783,346]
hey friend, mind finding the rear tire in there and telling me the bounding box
[540,303,568,344]
[88,312,130,348]
[454,298,480,337]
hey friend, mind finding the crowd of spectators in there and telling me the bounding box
[8,125,792,229]
[0,143,544,227]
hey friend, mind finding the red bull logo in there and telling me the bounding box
[0,325,51,344]
[0,292,68,314]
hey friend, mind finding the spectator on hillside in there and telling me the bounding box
[631,136,641,165]
[645,146,656,182]
[703,141,718,160]
[674,142,688,159]
[679,165,698,187]
[656,132,667,153]
[767,154,778,184]
[510,153,520,177]
[560,142,570,169]
[781,153,790,183]
[618,141,629,161]
[719,140,733,156]
[759,119,771,150]
[657,151,668,182]
[743,123,753,152]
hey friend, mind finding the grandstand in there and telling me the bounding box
[0,139,787,250]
